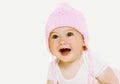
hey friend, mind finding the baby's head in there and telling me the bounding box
[45,4,89,59]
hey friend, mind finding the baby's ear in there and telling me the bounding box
[82,43,87,50]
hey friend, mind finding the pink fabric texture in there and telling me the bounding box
[45,4,89,52]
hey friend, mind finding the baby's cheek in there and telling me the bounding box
[69,39,79,44]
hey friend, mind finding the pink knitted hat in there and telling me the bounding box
[45,4,89,52]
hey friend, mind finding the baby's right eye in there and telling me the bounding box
[52,35,59,39]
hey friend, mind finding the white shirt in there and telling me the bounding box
[47,52,108,84]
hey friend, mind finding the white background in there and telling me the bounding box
[0,0,120,84]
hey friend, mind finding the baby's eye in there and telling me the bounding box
[52,35,59,39]
[67,32,73,37]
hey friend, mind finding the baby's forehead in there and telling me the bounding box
[51,26,78,33]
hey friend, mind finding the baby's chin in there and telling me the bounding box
[58,58,75,65]
[57,55,75,63]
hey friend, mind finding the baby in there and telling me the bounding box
[45,4,119,84]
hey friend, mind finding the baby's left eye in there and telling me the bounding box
[67,32,73,37]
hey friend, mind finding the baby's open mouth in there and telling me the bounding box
[59,48,71,56]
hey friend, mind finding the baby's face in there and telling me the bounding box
[49,26,84,62]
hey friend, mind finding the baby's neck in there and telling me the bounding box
[58,56,83,79]
[58,55,83,70]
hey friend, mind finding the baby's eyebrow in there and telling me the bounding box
[50,32,59,37]
[66,28,77,32]
[50,31,58,35]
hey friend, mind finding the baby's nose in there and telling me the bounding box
[59,38,67,45]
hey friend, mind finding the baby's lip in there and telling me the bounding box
[59,48,71,56]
